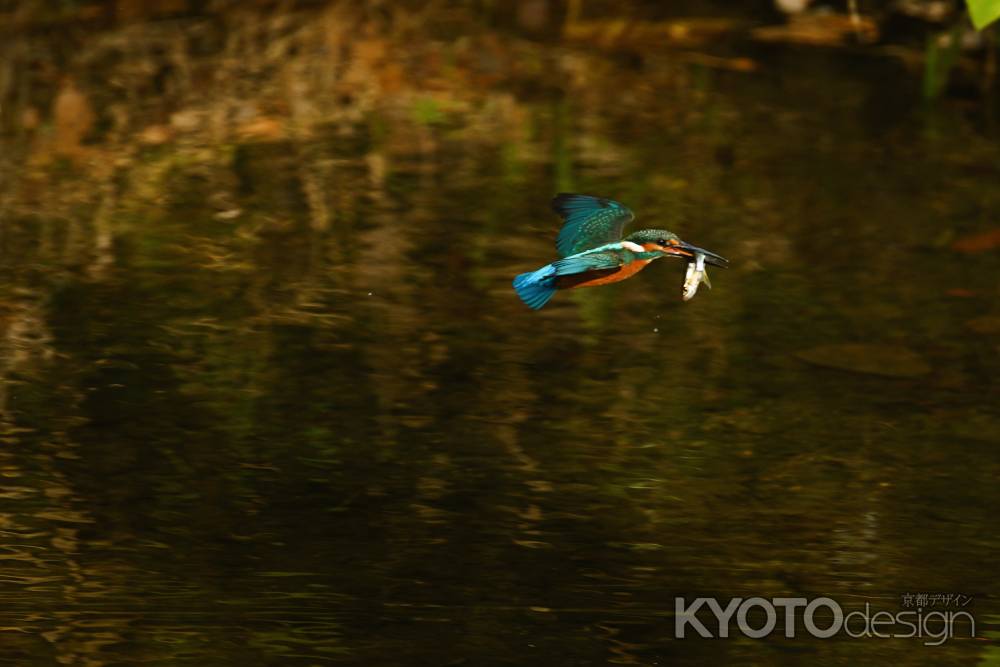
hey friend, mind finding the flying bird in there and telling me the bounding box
[513,194,727,309]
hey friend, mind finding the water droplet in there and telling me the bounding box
[367,292,373,296]
[653,328,659,333]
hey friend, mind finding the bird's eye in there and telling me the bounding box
[656,239,667,246]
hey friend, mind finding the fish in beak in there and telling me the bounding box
[672,242,727,302]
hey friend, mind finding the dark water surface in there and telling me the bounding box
[1,3,998,665]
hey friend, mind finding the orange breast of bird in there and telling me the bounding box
[554,259,653,290]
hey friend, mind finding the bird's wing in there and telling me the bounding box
[551,248,625,276]
[552,194,635,258]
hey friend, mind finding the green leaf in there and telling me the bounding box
[968,0,1000,30]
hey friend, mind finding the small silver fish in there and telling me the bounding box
[682,252,711,301]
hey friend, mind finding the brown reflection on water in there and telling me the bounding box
[1,1,999,665]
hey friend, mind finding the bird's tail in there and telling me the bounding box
[513,265,557,310]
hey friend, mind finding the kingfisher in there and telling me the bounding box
[513,193,728,309]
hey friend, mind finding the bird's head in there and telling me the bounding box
[625,229,728,267]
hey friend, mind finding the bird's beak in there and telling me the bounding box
[666,241,729,268]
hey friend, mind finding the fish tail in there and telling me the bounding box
[513,265,557,310]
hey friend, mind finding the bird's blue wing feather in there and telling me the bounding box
[551,250,623,276]
[514,244,630,309]
[552,194,635,258]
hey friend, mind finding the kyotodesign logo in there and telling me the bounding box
[674,596,975,646]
